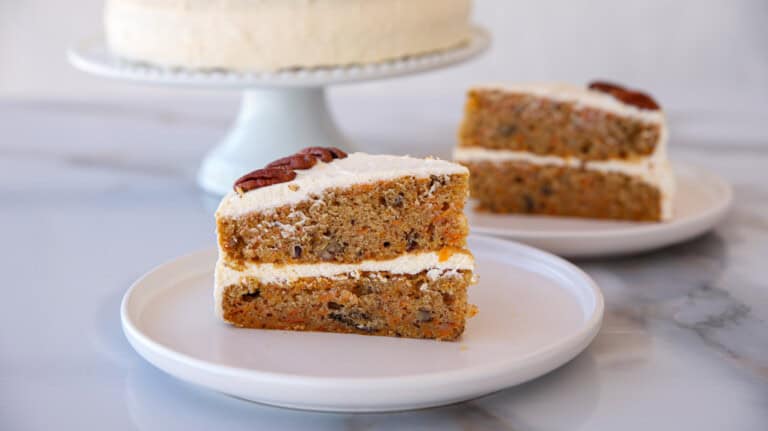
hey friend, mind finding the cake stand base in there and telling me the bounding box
[197,87,351,195]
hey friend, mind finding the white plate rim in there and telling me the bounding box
[121,236,604,408]
[469,162,732,240]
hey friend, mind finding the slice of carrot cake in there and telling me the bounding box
[454,81,675,221]
[215,147,476,341]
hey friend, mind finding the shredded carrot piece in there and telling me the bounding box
[438,248,456,262]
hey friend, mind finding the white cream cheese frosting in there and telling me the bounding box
[216,251,474,285]
[214,251,475,318]
[105,0,473,71]
[216,152,469,218]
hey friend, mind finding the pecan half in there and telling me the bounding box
[588,80,660,110]
[298,146,348,162]
[588,80,626,94]
[233,168,297,193]
[326,147,348,159]
[613,90,660,110]
[266,153,318,170]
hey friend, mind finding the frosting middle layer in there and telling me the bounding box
[216,250,475,285]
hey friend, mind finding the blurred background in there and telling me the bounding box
[3,3,768,430]
[2,0,766,108]
[1,0,766,148]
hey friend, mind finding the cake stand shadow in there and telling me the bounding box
[68,27,491,195]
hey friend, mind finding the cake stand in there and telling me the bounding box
[68,27,490,195]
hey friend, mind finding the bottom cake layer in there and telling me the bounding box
[217,269,475,341]
[461,160,665,221]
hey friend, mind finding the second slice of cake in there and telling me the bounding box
[455,81,675,221]
[215,147,475,341]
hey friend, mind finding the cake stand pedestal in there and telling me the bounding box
[198,88,348,194]
[68,28,490,195]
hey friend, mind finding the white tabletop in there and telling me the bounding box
[1,93,767,430]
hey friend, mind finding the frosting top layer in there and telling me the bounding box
[474,82,665,124]
[105,0,473,71]
[217,153,468,217]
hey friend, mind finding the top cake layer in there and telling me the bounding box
[216,152,470,265]
[105,0,473,71]
[460,82,667,162]
[217,153,468,217]
[473,83,664,124]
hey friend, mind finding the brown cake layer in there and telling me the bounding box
[462,160,662,221]
[459,89,662,161]
[219,270,475,341]
[218,174,469,265]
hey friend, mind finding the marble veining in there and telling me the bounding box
[1,98,766,430]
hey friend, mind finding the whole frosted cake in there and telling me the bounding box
[215,147,476,340]
[105,0,473,71]
[454,81,675,221]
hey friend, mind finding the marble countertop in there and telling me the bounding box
[1,95,766,430]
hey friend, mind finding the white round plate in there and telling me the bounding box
[68,27,490,88]
[467,163,733,259]
[122,235,603,412]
